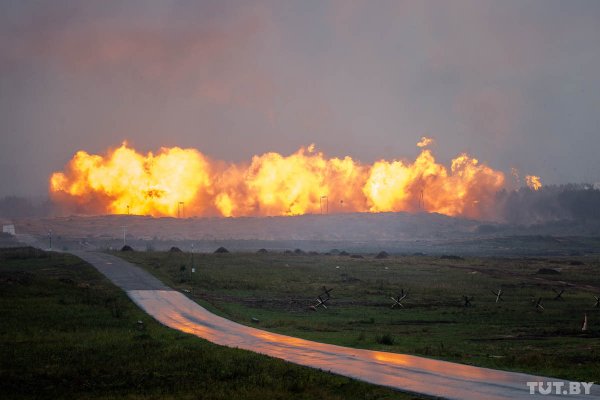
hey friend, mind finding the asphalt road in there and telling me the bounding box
[74,251,600,400]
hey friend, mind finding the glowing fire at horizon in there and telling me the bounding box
[525,175,542,191]
[416,136,434,148]
[49,139,538,219]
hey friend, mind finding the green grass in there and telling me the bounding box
[116,250,600,382]
[0,247,418,399]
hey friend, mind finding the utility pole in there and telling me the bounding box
[48,229,52,250]
[190,243,194,277]
[190,243,195,295]
[320,196,328,215]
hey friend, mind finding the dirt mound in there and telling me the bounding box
[441,255,464,260]
[537,268,560,275]
[0,247,47,260]
[214,246,229,254]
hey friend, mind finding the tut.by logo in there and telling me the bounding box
[527,381,594,395]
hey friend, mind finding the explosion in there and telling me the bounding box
[525,175,542,191]
[50,139,510,219]
[416,136,434,148]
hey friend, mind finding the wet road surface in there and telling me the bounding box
[74,251,600,400]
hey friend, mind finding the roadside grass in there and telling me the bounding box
[116,250,600,382]
[0,247,418,400]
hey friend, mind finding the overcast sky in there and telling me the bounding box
[1,0,599,197]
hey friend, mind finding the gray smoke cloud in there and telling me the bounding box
[1,0,600,198]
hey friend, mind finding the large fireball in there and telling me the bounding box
[50,139,512,218]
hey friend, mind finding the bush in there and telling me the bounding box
[537,268,560,275]
[376,333,395,345]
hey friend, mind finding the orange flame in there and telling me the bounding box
[50,140,507,218]
[416,136,434,148]
[525,175,542,191]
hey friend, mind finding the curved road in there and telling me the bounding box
[74,251,599,400]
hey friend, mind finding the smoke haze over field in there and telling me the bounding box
[2,185,599,228]
[1,1,600,198]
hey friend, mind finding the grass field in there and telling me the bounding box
[0,247,418,399]
[116,249,600,382]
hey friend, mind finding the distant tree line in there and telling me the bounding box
[0,196,56,219]
[496,184,600,224]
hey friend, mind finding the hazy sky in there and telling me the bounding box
[1,0,599,197]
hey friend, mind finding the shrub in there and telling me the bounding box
[376,333,395,345]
